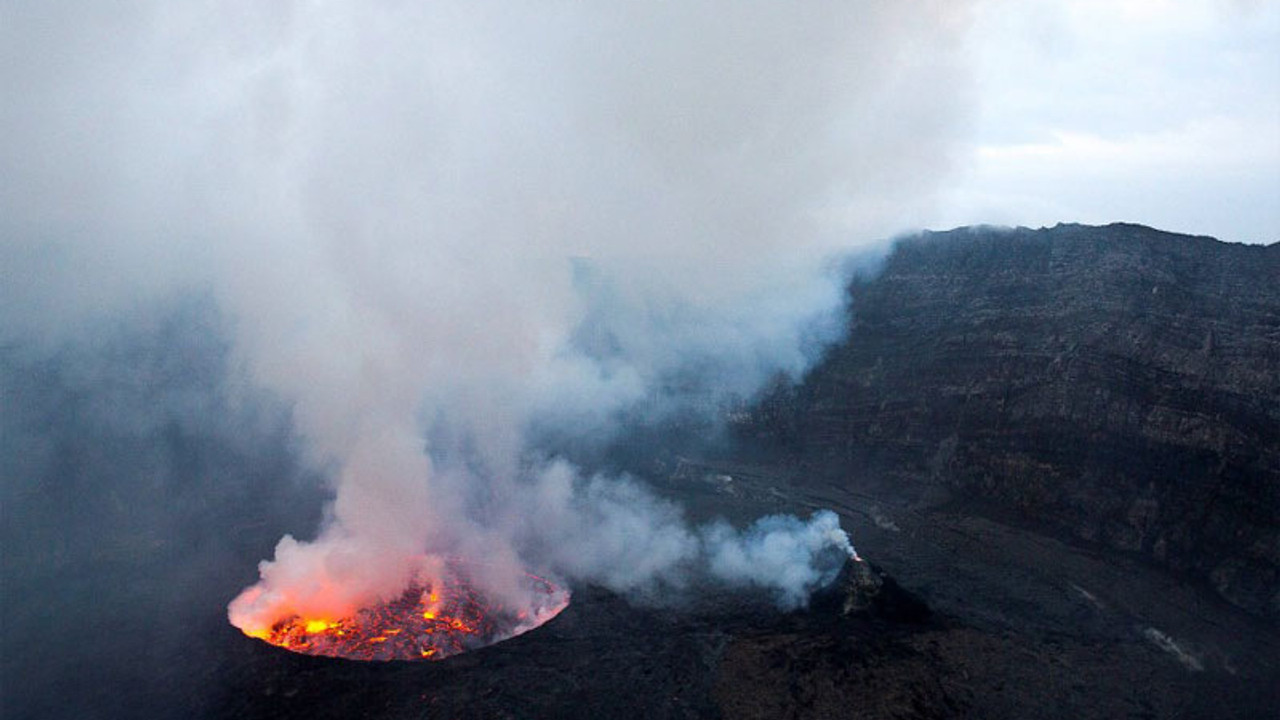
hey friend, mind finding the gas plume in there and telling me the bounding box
[1,2,977,630]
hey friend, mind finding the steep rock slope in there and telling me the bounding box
[752,223,1280,617]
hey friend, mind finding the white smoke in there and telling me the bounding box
[704,510,855,609]
[2,2,976,628]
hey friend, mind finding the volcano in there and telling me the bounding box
[236,559,570,662]
[6,225,1279,719]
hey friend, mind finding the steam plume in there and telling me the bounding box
[1,2,977,628]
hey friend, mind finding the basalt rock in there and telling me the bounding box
[810,558,931,624]
[747,223,1280,618]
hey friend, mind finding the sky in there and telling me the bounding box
[937,0,1280,244]
[3,2,1277,330]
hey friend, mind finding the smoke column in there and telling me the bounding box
[1,2,977,629]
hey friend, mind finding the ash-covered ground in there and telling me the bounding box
[4,423,1276,719]
[229,455,1273,720]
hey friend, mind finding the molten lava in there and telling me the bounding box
[238,560,569,662]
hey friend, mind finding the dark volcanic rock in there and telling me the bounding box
[748,223,1280,618]
[6,226,1278,720]
[213,580,955,720]
[811,558,931,624]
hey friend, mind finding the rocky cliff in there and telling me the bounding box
[748,223,1280,618]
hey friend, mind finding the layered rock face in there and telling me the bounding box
[751,223,1279,617]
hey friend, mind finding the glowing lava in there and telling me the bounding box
[237,560,570,662]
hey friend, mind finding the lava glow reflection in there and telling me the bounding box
[236,560,570,662]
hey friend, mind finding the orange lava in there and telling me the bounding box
[240,562,569,662]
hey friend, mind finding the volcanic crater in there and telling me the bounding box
[238,559,570,662]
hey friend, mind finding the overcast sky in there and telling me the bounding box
[2,0,1277,346]
[938,0,1279,244]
